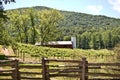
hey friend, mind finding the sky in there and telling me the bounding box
[3,0,120,18]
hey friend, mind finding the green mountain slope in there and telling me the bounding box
[32,6,120,27]
[11,6,120,28]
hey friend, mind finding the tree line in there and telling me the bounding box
[61,26,120,49]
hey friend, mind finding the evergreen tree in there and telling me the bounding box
[99,34,105,49]
[92,34,99,49]
[107,32,113,49]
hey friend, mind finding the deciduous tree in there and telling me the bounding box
[39,9,63,45]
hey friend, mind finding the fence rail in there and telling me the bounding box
[0,58,120,80]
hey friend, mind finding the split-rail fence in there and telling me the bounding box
[0,58,120,80]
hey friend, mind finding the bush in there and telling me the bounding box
[113,44,120,62]
[0,53,6,60]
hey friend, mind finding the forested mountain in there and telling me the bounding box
[3,6,120,49]
[32,6,120,27]
[60,11,120,28]
[14,6,120,27]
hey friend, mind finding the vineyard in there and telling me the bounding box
[16,43,116,62]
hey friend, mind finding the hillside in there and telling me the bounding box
[33,6,120,27]
[60,11,120,28]
[11,6,120,28]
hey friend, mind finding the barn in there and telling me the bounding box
[35,37,76,49]
[35,41,73,48]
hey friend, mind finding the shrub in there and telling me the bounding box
[113,44,120,62]
[0,52,6,60]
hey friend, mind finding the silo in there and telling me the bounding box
[71,37,76,48]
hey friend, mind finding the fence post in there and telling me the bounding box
[82,58,88,80]
[42,58,50,80]
[12,59,20,80]
[23,53,25,61]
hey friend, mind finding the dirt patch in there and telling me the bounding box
[0,47,14,56]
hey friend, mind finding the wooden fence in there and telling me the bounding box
[42,58,88,80]
[0,60,42,80]
[88,62,120,80]
[0,58,120,80]
[0,60,19,80]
